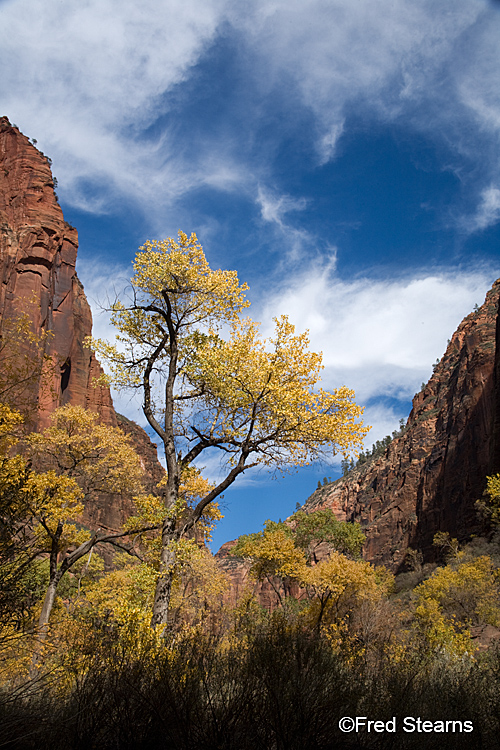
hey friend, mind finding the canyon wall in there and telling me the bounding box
[0,116,115,427]
[0,116,163,531]
[302,280,500,570]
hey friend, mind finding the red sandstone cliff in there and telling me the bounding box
[0,116,163,532]
[301,280,500,570]
[0,116,115,427]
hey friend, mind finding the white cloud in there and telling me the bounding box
[256,262,498,409]
[462,186,500,233]
[1,0,499,224]
[257,186,308,226]
[0,0,229,217]
[318,120,345,165]
[229,0,490,147]
[456,14,500,134]
[255,186,314,262]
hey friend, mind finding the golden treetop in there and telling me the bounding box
[27,405,145,499]
[127,231,249,328]
[187,315,369,467]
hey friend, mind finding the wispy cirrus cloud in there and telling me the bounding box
[239,0,500,232]
[0,0,229,218]
[256,187,308,226]
[255,186,315,262]
[461,186,500,233]
[1,0,499,231]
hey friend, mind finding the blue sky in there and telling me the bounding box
[2,0,500,550]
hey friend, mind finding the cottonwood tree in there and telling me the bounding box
[24,405,149,633]
[233,512,365,606]
[290,509,365,562]
[90,231,368,627]
[234,526,307,605]
[233,520,386,633]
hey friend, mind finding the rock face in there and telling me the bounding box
[0,116,116,428]
[0,116,163,531]
[302,280,500,570]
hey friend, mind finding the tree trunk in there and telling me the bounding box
[151,528,177,628]
[38,575,60,631]
[31,572,62,676]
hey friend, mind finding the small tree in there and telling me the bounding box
[233,518,383,632]
[24,405,148,633]
[234,525,307,605]
[90,232,368,627]
[290,509,365,563]
[414,556,500,654]
[476,474,500,529]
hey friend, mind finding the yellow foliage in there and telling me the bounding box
[169,545,229,631]
[0,626,36,682]
[132,232,250,324]
[46,576,163,679]
[27,404,144,498]
[124,493,167,534]
[237,528,308,582]
[124,465,222,551]
[414,597,473,657]
[83,562,157,628]
[302,552,385,602]
[77,544,228,641]
[177,464,215,507]
[0,402,24,453]
[88,231,250,391]
[415,555,500,628]
[300,553,391,636]
[22,470,86,551]
[477,473,500,526]
[188,316,368,469]
[0,406,145,637]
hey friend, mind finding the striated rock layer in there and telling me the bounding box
[302,280,500,570]
[0,116,163,532]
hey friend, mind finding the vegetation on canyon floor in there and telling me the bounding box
[2,514,500,749]
[0,401,499,747]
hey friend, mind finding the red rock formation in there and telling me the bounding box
[302,280,500,570]
[0,116,115,427]
[0,116,164,533]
